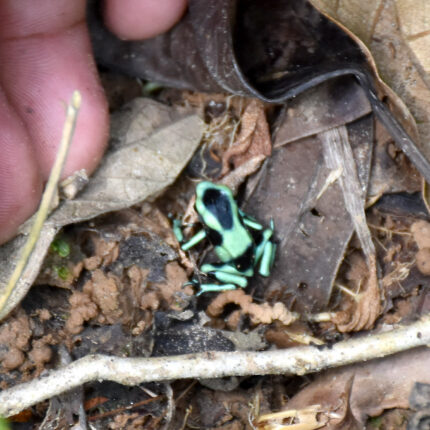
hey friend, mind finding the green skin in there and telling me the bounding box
[178,181,276,295]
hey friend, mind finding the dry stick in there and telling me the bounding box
[0,92,81,318]
[1,315,429,417]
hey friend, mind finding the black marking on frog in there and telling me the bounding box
[203,188,234,230]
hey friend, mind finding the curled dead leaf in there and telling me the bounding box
[333,255,381,332]
[220,99,271,177]
[207,289,299,326]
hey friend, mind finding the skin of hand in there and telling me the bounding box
[0,0,187,244]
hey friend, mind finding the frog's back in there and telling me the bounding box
[195,182,254,263]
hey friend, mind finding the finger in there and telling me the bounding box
[0,88,42,244]
[0,0,109,179]
[0,0,109,243]
[103,0,187,40]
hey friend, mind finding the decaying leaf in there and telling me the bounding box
[368,121,421,203]
[286,347,430,427]
[220,99,271,177]
[397,0,430,75]
[47,100,203,227]
[411,220,430,276]
[57,207,189,336]
[273,80,371,147]
[332,255,381,332]
[243,80,373,314]
[311,0,430,170]
[90,0,430,183]
[320,127,380,331]
[0,98,204,320]
[256,404,326,429]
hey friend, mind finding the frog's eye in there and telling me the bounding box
[203,189,233,229]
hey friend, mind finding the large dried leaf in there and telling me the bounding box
[0,99,204,320]
[243,80,373,313]
[312,0,430,173]
[274,79,371,147]
[48,101,203,226]
[89,0,430,182]
[397,0,430,75]
[286,347,430,426]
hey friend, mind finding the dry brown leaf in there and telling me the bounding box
[411,220,430,250]
[220,99,271,177]
[286,347,430,426]
[410,220,430,275]
[256,404,327,429]
[333,255,381,332]
[311,0,430,163]
[416,248,430,276]
[396,0,430,75]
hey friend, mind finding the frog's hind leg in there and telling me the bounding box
[258,240,276,276]
[200,262,249,288]
[254,219,276,276]
[196,283,237,296]
[184,279,238,296]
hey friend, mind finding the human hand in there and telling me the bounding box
[0,0,187,244]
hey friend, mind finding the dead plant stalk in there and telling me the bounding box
[1,315,429,416]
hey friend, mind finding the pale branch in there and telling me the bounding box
[1,315,429,416]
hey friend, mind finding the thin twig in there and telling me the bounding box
[1,315,429,417]
[0,92,81,318]
[87,396,162,422]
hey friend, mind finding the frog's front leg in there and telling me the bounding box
[239,210,264,231]
[171,215,205,249]
[180,229,207,251]
[171,218,184,243]
[200,262,250,288]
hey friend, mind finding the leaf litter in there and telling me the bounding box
[2,2,430,428]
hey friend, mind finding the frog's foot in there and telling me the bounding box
[196,283,238,296]
[200,262,250,287]
[171,218,185,243]
[254,225,273,261]
[254,220,276,277]
[258,240,276,276]
[184,278,240,296]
